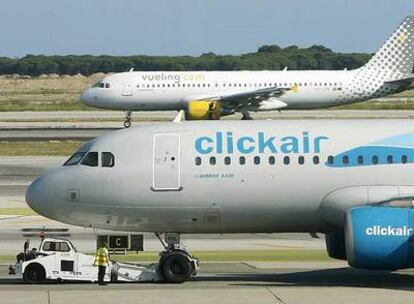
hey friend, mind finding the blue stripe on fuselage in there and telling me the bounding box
[326,146,414,168]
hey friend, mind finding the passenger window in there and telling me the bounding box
[102,152,115,167]
[209,157,216,165]
[283,156,290,165]
[387,155,393,164]
[239,156,246,165]
[402,155,408,164]
[98,83,105,88]
[254,156,260,165]
[224,156,231,165]
[43,241,57,251]
[105,83,110,88]
[372,155,379,164]
[342,155,349,165]
[357,155,364,165]
[313,156,319,165]
[268,156,275,165]
[81,152,98,167]
[59,242,70,252]
[64,152,86,166]
[195,157,201,166]
[298,156,305,165]
[327,155,334,165]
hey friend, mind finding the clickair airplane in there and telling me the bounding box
[26,115,414,282]
[80,16,414,126]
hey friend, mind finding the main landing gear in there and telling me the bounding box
[241,110,253,120]
[155,232,198,283]
[124,110,132,128]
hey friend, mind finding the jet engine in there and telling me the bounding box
[325,231,347,260]
[186,101,232,120]
[344,206,414,270]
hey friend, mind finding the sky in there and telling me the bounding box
[0,0,413,57]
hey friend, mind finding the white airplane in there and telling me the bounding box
[80,16,414,126]
[26,116,414,282]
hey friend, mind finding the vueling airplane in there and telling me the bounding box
[26,116,414,282]
[80,16,414,126]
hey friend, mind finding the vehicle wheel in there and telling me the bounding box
[23,264,45,284]
[161,253,192,283]
[124,120,131,128]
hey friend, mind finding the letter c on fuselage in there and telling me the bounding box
[237,136,255,153]
[195,136,213,154]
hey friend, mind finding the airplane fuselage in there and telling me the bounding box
[80,70,407,112]
[26,120,414,234]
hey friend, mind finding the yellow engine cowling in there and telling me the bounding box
[186,100,221,120]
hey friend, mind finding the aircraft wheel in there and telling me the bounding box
[123,120,131,128]
[23,264,45,284]
[161,253,192,283]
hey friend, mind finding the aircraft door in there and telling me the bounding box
[152,134,181,191]
[121,78,133,96]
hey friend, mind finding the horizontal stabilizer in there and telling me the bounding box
[384,75,414,86]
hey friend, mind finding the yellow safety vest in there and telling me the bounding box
[94,247,109,266]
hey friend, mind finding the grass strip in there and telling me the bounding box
[0,250,330,263]
[0,208,36,216]
[110,249,330,263]
[0,140,85,156]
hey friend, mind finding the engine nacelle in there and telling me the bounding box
[186,101,221,120]
[345,206,414,270]
[325,231,347,260]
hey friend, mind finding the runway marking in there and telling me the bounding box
[266,287,287,304]
[241,262,257,269]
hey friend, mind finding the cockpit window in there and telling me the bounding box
[81,152,98,167]
[102,152,115,167]
[92,82,105,88]
[92,82,110,89]
[64,152,86,166]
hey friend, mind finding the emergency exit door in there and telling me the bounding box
[152,134,181,191]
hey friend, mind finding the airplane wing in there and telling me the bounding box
[213,86,290,110]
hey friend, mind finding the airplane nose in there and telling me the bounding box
[26,176,53,218]
[80,89,95,106]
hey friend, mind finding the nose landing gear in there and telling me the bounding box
[155,232,198,283]
[124,110,132,128]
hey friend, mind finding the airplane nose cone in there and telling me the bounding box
[80,89,94,106]
[26,176,52,218]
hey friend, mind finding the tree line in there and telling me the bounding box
[0,45,372,76]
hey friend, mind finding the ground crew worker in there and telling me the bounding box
[94,241,109,285]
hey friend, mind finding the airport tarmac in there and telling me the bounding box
[1,262,414,304]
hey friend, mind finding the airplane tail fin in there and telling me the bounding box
[363,16,414,75]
